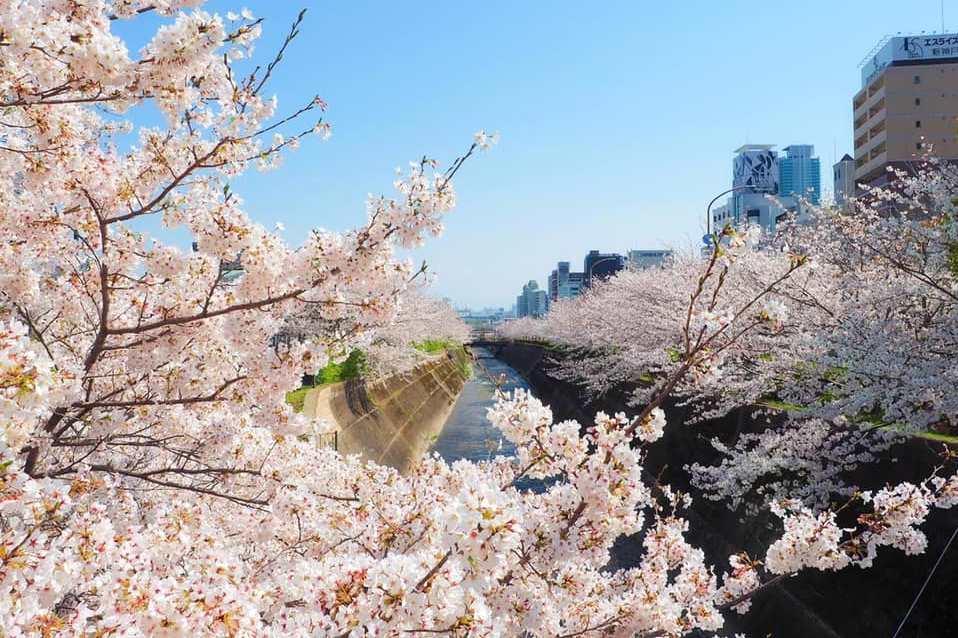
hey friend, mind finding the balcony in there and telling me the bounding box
[858,127,887,160]
[869,140,886,160]
[853,81,885,121]
[854,93,887,141]
[854,150,888,182]
[868,96,886,121]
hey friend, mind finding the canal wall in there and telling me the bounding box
[302,349,470,474]
[495,340,958,638]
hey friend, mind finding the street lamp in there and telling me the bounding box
[706,185,757,238]
[587,255,624,288]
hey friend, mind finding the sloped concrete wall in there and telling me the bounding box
[303,350,469,474]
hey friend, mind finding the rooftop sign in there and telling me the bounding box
[862,34,958,86]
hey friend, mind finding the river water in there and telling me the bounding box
[428,347,529,463]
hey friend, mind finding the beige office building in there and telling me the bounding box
[853,35,958,190]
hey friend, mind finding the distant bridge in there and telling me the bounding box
[467,327,501,343]
[466,328,505,353]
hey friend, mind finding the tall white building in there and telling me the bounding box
[833,153,856,209]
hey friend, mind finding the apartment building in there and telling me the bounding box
[854,34,958,190]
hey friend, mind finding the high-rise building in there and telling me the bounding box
[628,249,673,269]
[833,153,856,208]
[583,250,625,288]
[548,261,585,302]
[733,144,779,193]
[516,280,549,318]
[853,34,958,191]
[720,143,822,234]
[729,144,796,233]
[779,145,821,204]
[530,289,549,317]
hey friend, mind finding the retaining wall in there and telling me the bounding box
[496,340,958,638]
[303,350,469,474]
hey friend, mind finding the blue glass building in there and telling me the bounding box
[778,144,821,204]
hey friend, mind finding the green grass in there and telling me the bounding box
[451,346,473,379]
[285,387,311,413]
[316,349,367,385]
[414,340,473,378]
[285,349,368,413]
[284,342,474,413]
[414,339,456,354]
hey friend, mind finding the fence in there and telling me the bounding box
[316,430,338,451]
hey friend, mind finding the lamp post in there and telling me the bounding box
[706,185,757,238]
[587,255,624,288]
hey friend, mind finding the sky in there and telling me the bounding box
[116,0,954,308]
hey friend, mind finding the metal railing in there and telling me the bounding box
[316,430,338,451]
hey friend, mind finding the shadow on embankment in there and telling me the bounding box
[496,341,958,638]
[302,350,470,474]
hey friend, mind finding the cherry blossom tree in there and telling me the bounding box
[361,291,470,377]
[504,165,958,512]
[286,288,470,379]
[2,3,957,637]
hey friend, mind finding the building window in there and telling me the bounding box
[916,120,922,128]
[914,75,921,84]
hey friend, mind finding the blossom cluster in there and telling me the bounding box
[284,289,471,379]
[2,2,958,637]
[500,169,958,510]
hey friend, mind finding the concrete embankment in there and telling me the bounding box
[495,340,958,638]
[302,350,470,474]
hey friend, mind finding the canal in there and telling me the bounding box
[428,347,528,463]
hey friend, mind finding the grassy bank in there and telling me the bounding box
[286,344,471,413]
[285,349,367,413]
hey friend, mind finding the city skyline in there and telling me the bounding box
[116,1,958,308]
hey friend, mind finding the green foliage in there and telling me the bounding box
[454,351,473,380]
[317,349,368,385]
[413,339,474,378]
[947,241,958,278]
[917,431,958,445]
[757,398,807,413]
[757,398,958,445]
[284,349,368,413]
[285,387,310,413]
[638,372,656,385]
[822,365,848,382]
[414,339,457,354]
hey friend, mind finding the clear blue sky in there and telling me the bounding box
[117,1,953,308]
